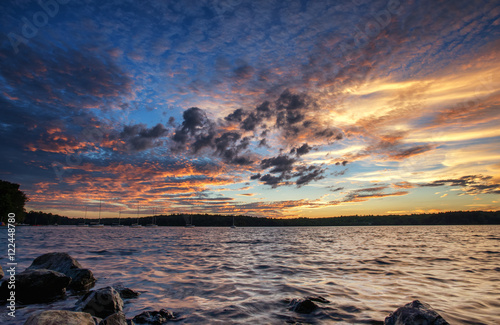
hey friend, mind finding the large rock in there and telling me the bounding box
[100,312,128,325]
[79,287,124,319]
[384,300,450,325]
[23,310,94,325]
[27,252,96,291]
[0,265,3,279]
[0,269,71,304]
[132,309,175,324]
[287,296,330,314]
[112,284,140,299]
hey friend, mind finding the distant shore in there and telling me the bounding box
[18,210,500,227]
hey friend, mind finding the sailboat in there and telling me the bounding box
[89,199,104,228]
[185,215,195,228]
[78,207,89,227]
[231,216,236,228]
[112,211,124,227]
[130,206,143,228]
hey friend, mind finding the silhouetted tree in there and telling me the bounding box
[0,179,29,223]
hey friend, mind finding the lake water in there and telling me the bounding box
[1,225,499,324]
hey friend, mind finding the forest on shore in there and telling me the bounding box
[23,210,500,227]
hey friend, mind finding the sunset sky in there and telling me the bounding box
[1,0,499,219]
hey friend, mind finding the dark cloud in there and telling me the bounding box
[120,123,168,152]
[172,107,216,152]
[261,155,297,174]
[225,108,246,122]
[214,132,253,165]
[0,44,132,109]
[290,143,312,156]
[295,165,325,186]
[332,186,409,205]
[419,175,500,195]
[259,174,282,188]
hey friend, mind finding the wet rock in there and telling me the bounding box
[100,311,128,325]
[27,252,96,291]
[287,296,330,314]
[132,309,175,324]
[384,300,450,325]
[23,310,94,325]
[79,286,124,319]
[288,298,318,314]
[0,269,71,304]
[306,296,330,304]
[113,284,140,299]
[0,265,3,279]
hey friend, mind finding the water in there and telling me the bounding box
[1,225,499,324]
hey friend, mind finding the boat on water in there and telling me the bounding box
[145,214,158,227]
[112,211,124,227]
[231,216,236,228]
[131,206,143,228]
[90,199,104,228]
[78,207,89,226]
[185,215,195,228]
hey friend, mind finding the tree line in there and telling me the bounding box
[22,210,500,226]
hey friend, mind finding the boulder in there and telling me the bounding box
[288,298,318,314]
[384,300,450,325]
[288,296,330,314]
[27,252,96,291]
[100,311,128,325]
[0,265,3,279]
[23,310,94,325]
[112,284,140,299]
[79,286,124,319]
[0,269,71,304]
[132,309,175,324]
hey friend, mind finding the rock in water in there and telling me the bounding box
[0,265,3,279]
[23,310,95,325]
[288,296,330,314]
[27,252,96,291]
[384,300,450,325]
[112,284,140,299]
[288,298,318,314]
[100,312,128,325]
[0,269,71,304]
[132,309,175,324]
[79,287,124,319]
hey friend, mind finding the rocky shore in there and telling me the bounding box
[0,253,450,324]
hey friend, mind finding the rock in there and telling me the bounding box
[288,296,330,314]
[384,300,450,325]
[112,284,140,299]
[306,296,330,304]
[0,269,71,304]
[79,287,124,319]
[27,252,96,291]
[132,309,175,324]
[23,310,94,325]
[288,298,318,314]
[0,265,3,279]
[100,312,128,325]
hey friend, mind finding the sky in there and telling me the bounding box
[0,0,499,219]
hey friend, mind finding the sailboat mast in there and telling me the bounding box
[98,198,102,223]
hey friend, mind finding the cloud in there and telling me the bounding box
[420,175,500,195]
[120,123,168,151]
